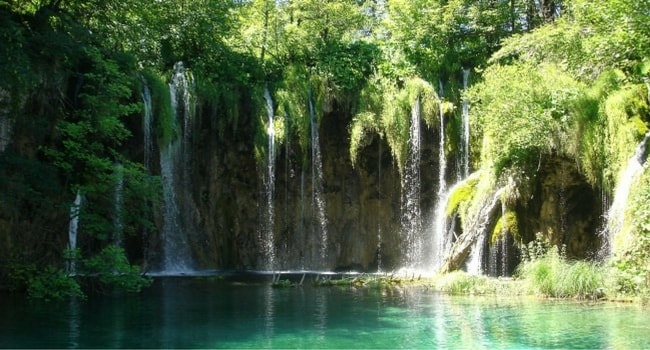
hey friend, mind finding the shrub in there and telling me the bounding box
[82,245,152,293]
[27,266,84,301]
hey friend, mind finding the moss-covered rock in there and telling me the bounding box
[446,172,480,217]
[492,211,519,244]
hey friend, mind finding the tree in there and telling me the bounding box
[385,0,514,81]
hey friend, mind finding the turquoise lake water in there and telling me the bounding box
[1,276,649,348]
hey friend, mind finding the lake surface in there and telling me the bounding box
[1,275,649,348]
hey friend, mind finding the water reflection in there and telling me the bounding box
[67,298,80,349]
[1,279,649,348]
[262,285,275,347]
[313,287,328,340]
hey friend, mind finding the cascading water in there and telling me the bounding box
[308,90,329,267]
[0,109,10,153]
[432,181,460,271]
[438,80,447,195]
[466,188,505,275]
[67,190,83,275]
[488,202,509,277]
[559,162,568,236]
[602,131,650,256]
[300,168,306,268]
[113,162,124,245]
[141,80,154,172]
[432,70,472,272]
[377,141,383,272]
[140,78,155,269]
[459,68,471,180]
[401,96,422,270]
[500,231,509,276]
[159,62,195,273]
[262,86,276,270]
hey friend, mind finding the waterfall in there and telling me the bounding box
[300,168,306,269]
[141,80,154,172]
[113,162,124,245]
[500,231,509,276]
[262,86,276,270]
[140,78,154,268]
[67,190,83,275]
[401,96,422,270]
[466,188,505,275]
[460,68,470,180]
[159,62,194,273]
[308,90,329,267]
[602,131,650,256]
[438,80,447,195]
[431,70,472,272]
[431,181,461,271]
[428,79,448,272]
[0,110,10,153]
[559,161,568,237]
[488,203,510,277]
[377,141,383,272]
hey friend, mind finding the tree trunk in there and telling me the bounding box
[439,188,504,274]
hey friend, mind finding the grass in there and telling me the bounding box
[516,245,606,300]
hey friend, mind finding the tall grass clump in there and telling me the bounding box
[516,233,606,299]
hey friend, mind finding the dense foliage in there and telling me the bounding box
[1,0,649,298]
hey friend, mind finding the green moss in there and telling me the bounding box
[571,69,625,188]
[446,173,480,217]
[611,170,650,296]
[275,65,326,168]
[403,77,439,128]
[195,78,242,140]
[630,116,649,135]
[349,111,380,167]
[350,76,440,175]
[602,84,650,191]
[141,70,175,148]
[492,211,519,244]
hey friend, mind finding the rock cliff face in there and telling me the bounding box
[439,155,603,276]
[515,156,603,259]
[0,83,606,275]
[140,80,620,274]
[181,97,441,271]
